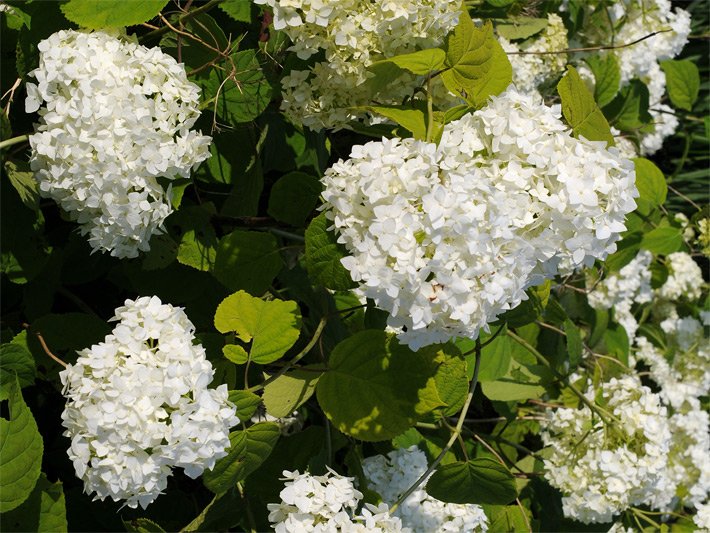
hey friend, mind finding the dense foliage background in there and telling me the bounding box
[0,0,708,531]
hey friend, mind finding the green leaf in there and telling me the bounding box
[213,230,284,295]
[316,330,446,441]
[4,161,39,211]
[366,105,427,140]
[475,333,512,382]
[223,344,249,364]
[263,365,322,418]
[660,59,700,111]
[557,66,614,145]
[0,377,43,512]
[305,213,357,291]
[1,473,67,533]
[372,48,446,75]
[481,379,546,402]
[441,15,512,107]
[173,204,219,272]
[495,17,548,40]
[142,233,178,271]
[203,422,280,493]
[564,319,583,369]
[604,80,652,132]
[426,459,518,505]
[605,233,643,272]
[208,50,272,123]
[603,324,629,366]
[0,343,35,389]
[641,226,683,255]
[60,0,169,28]
[267,172,321,227]
[218,0,251,22]
[486,0,516,6]
[482,504,533,532]
[585,53,620,108]
[432,350,468,417]
[634,157,667,208]
[214,291,301,365]
[228,390,262,420]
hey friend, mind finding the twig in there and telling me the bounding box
[140,0,224,41]
[507,330,617,426]
[507,29,671,55]
[30,328,68,368]
[667,184,702,211]
[0,134,29,150]
[389,338,483,514]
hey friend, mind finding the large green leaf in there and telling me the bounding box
[585,53,620,108]
[0,344,35,389]
[227,390,262,420]
[641,226,683,255]
[1,473,67,532]
[603,80,652,132]
[372,48,446,75]
[474,333,512,383]
[0,378,44,513]
[267,172,322,227]
[660,59,700,111]
[441,15,512,107]
[426,459,518,505]
[263,366,322,418]
[564,319,583,369]
[203,423,280,493]
[432,350,468,417]
[495,17,547,40]
[482,504,533,532]
[316,330,446,441]
[208,50,272,123]
[305,213,357,291]
[214,291,301,365]
[213,230,284,295]
[366,105,428,140]
[634,157,667,208]
[557,67,614,145]
[60,0,169,28]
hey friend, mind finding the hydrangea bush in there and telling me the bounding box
[0,0,707,532]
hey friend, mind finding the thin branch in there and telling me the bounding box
[140,0,224,41]
[507,330,617,426]
[390,338,483,514]
[508,29,671,55]
[0,134,29,150]
[30,328,68,368]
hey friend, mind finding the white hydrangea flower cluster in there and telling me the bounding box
[666,408,710,509]
[25,30,211,258]
[499,14,569,94]
[322,87,637,349]
[696,502,710,530]
[60,296,238,509]
[362,446,488,532]
[588,250,653,340]
[657,251,705,301]
[541,375,674,523]
[254,0,461,130]
[606,0,690,154]
[635,300,709,411]
[267,469,406,532]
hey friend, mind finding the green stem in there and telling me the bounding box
[140,0,224,41]
[506,330,617,426]
[425,75,434,143]
[0,134,29,150]
[247,317,328,392]
[390,338,482,514]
